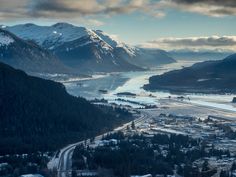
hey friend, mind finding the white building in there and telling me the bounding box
[20,174,44,177]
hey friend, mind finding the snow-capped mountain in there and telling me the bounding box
[52,33,141,72]
[94,30,136,57]
[6,23,92,49]
[93,29,175,67]
[5,23,175,72]
[0,28,72,74]
[6,23,141,73]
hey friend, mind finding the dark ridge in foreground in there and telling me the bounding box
[144,53,236,94]
[0,62,131,154]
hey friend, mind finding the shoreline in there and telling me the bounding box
[144,85,236,95]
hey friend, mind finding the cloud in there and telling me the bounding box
[161,0,236,17]
[172,0,236,7]
[0,0,165,22]
[141,36,236,51]
[0,0,235,26]
[26,0,236,18]
[82,19,105,27]
[29,0,103,16]
[0,0,29,20]
[29,0,165,18]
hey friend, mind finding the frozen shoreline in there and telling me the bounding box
[63,60,236,112]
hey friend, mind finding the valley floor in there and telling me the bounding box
[53,98,236,177]
[8,60,233,177]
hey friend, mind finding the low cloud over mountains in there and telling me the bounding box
[141,36,236,51]
[164,0,236,17]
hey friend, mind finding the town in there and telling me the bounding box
[70,99,236,177]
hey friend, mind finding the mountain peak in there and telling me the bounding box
[96,30,103,33]
[24,23,36,27]
[12,23,39,28]
[5,23,175,72]
[52,22,75,28]
[0,25,7,29]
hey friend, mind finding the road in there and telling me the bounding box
[47,110,151,177]
[47,97,236,177]
[47,98,236,177]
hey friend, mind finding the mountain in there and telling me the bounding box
[0,28,72,74]
[0,62,130,154]
[130,48,176,68]
[5,23,175,73]
[144,54,236,94]
[169,49,233,61]
[94,29,176,68]
[5,23,141,73]
[51,30,141,73]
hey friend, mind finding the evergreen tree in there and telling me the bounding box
[202,160,210,172]
[131,121,135,130]
[231,162,236,171]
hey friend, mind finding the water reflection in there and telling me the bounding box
[64,60,236,112]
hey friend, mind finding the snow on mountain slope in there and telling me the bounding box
[94,30,136,57]
[8,23,82,44]
[52,34,141,73]
[0,32,14,47]
[7,23,113,50]
[5,23,175,72]
[6,23,136,57]
[5,23,143,73]
[0,29,72,74]
[93,30,175,67]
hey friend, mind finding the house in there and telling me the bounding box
[231,170,236,177]
[76,170,98,177]
[131,174,152,177]
[20,174,44,177]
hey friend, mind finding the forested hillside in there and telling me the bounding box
[144,54,236,94]
[0,62,131,154]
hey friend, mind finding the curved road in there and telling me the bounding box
[48,110,151,177]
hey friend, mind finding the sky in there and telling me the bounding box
[0,0,236,51]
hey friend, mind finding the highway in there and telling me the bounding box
[47,110,151,177]
[47,99,236,177]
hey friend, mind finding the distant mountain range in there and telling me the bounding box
[131,48,175,67]
[0,62,130,154]
[169,49,233,61]
[3,23,175,73]
[144,53,236,94]
[0,28,72,74]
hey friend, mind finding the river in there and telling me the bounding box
[64,60,236,112]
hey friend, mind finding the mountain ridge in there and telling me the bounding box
[0,28,74,74]
[0,61,131,154]
[169,49,233,61]
[144,53,236,94]
[4,22,176,73]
